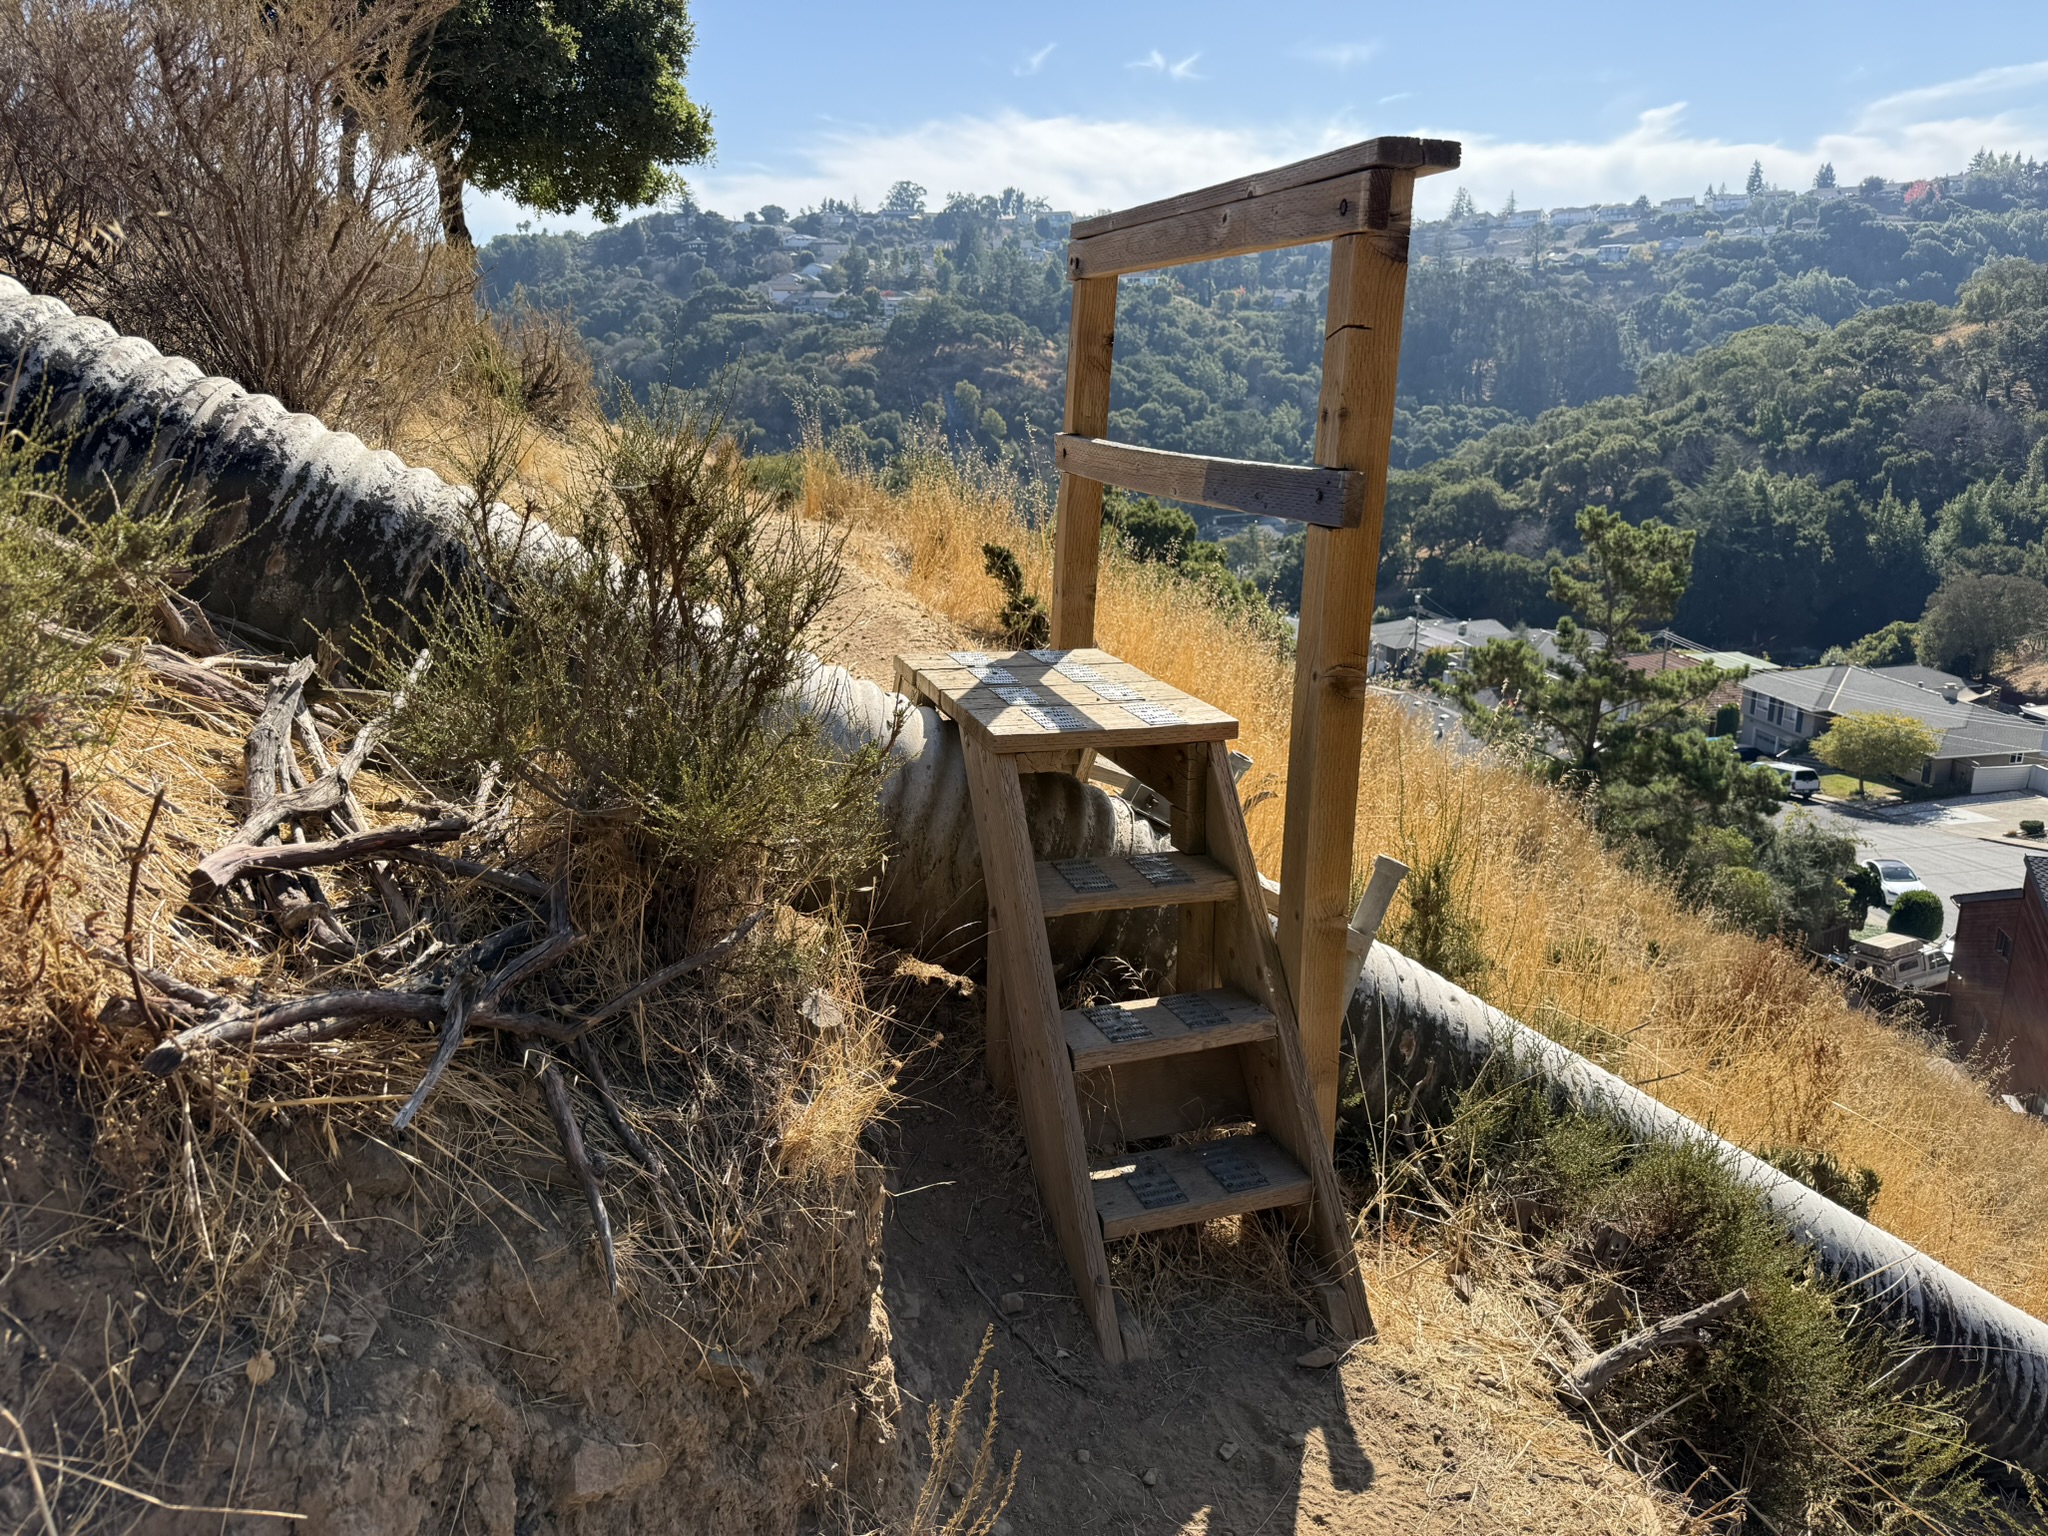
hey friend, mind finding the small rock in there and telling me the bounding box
[999,1291,1027,1316]
[1451,1273,1476,1304]
[1011,1270,1026,1284]
[1285,1431,1307,1449]
[948,1476,967,1499]
[1074,1448,1091,1464]
[896,1291,923,1322]
[1294,1346,1340,1369]
[244,1349,276,1387]
[1142,1467,1159,1488]
[1302,1317,1320,1341]
[1217,1441,1239,1462]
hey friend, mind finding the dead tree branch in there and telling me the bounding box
[1563,1288,1753,1403]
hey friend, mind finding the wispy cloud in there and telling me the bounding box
[468,60,2048,241]
[1015,42,1056,78]
[1378,91,1413,106]
[1304,42,1376,72]
[1127,49,1203,81]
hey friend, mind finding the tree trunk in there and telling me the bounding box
[434,147,471,246]
[337,103,361,201]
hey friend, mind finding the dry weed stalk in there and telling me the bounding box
[909,1326,1019,1536]
[802,438,2048,1321]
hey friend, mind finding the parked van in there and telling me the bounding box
[1764,762,1821,799]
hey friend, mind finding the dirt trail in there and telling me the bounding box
[866,968,1685,1535]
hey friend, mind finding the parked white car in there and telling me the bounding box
[1865,858,1930,908]
[1763,762,1822,799]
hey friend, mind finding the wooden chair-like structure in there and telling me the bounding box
[894,135,1459,1363]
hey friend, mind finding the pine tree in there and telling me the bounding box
[1745,160,1765,195]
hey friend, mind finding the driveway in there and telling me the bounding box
[1779,791,2048,912]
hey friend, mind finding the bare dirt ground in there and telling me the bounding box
[811,553,1690,1534]
[867,965,1687,1536]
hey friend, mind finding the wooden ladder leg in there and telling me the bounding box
[962,743,1125,1362]
[1201,740,1374,1340]
[984,908,1015,1098]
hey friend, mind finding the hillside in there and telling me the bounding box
[478,166,2048,487]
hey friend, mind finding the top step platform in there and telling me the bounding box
[893,648,1236,754]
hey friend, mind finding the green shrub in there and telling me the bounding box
[2021,818,2044,839]
[1391,1067,2008,1531]
[0,419,207,781]
[386,389,885,951]
[980,542,1049,649]
[1887,888,1944,940]
[1763,1145,1882,1219]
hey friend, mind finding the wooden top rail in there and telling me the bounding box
[1067,135,1459,280]
[1055,435,1366,529]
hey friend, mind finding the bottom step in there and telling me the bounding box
[1090,1133,1310,1239]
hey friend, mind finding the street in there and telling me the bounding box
[1781,791,2048,915]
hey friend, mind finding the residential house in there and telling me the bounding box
[1660,196,1698,214]
[755,273,809,305]
[1737,664,2048,790]
[1949,858,2048,1096]
[1549,205,1598,227]
[1367,618,1583,676]
[1707,192,1752,214]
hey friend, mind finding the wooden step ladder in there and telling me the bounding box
[893,133,1461,1362]
[895,648,1373,1363]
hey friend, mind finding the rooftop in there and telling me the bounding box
[1746,665,2046,760]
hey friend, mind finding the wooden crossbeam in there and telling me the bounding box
[1066,137,1459,280]
[1068,136,1460,241]
[1055,435,1366,529]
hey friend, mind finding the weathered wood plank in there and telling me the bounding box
[1051,275,1119,647]
[962,745,1124,1361]
[1204,740,1375,1340]
[1069,136,1460,240]
[1067,150,1431,280]
[1090,1133,1310,1240]
[1063,988,1274,1071]
[1055,435,1366,529]
[1034,852,1238,918]
[1279,176,1418,1148]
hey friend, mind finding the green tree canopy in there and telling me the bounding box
[1915,572,2048,674]
[416,0,714,242]
[1887,888,1944,940]
[1812,711,1939,793]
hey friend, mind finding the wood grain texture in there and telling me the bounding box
[1062,989,1275,1071]
[962,745,1124,1361]
[1279,173,1417,1147]
[1034,852,1238,918]
[895,649,1238,755]
[1054,435,1366,529]
[1090,1133,1309,1239]
[1052,275,1119,647]
[1067,161,1422,280]
[1204,740,1375,1339]
[1070,136,1460,240]
[1074,1049,1253,1149]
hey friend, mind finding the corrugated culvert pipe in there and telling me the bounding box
[1347,940,2048,1477]
[6,274,2047,1474]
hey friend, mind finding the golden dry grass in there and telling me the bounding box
[801,444,2048,1320]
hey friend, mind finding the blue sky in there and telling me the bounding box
[468,2,2048,241]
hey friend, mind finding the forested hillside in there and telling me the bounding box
[1380,259,2048,655]
[480,171,2047,482]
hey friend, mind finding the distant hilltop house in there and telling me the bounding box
[1738,664,2048,791]
[1950,857,2048,1098]
[1366,616,1580,676]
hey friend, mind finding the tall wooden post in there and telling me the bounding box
[1050,275,1119,648]
[1277,169,1416,1143]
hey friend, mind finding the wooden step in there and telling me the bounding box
[1035,852,1237,918]
[1090,1133,1310,1240]
[1064,989,1275,1071]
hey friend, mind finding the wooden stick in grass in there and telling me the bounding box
[193,817,469,893]
[1563,1287,1753,1402]
[540,1056,618,1296]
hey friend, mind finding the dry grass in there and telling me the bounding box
[799,441,2048,1321]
